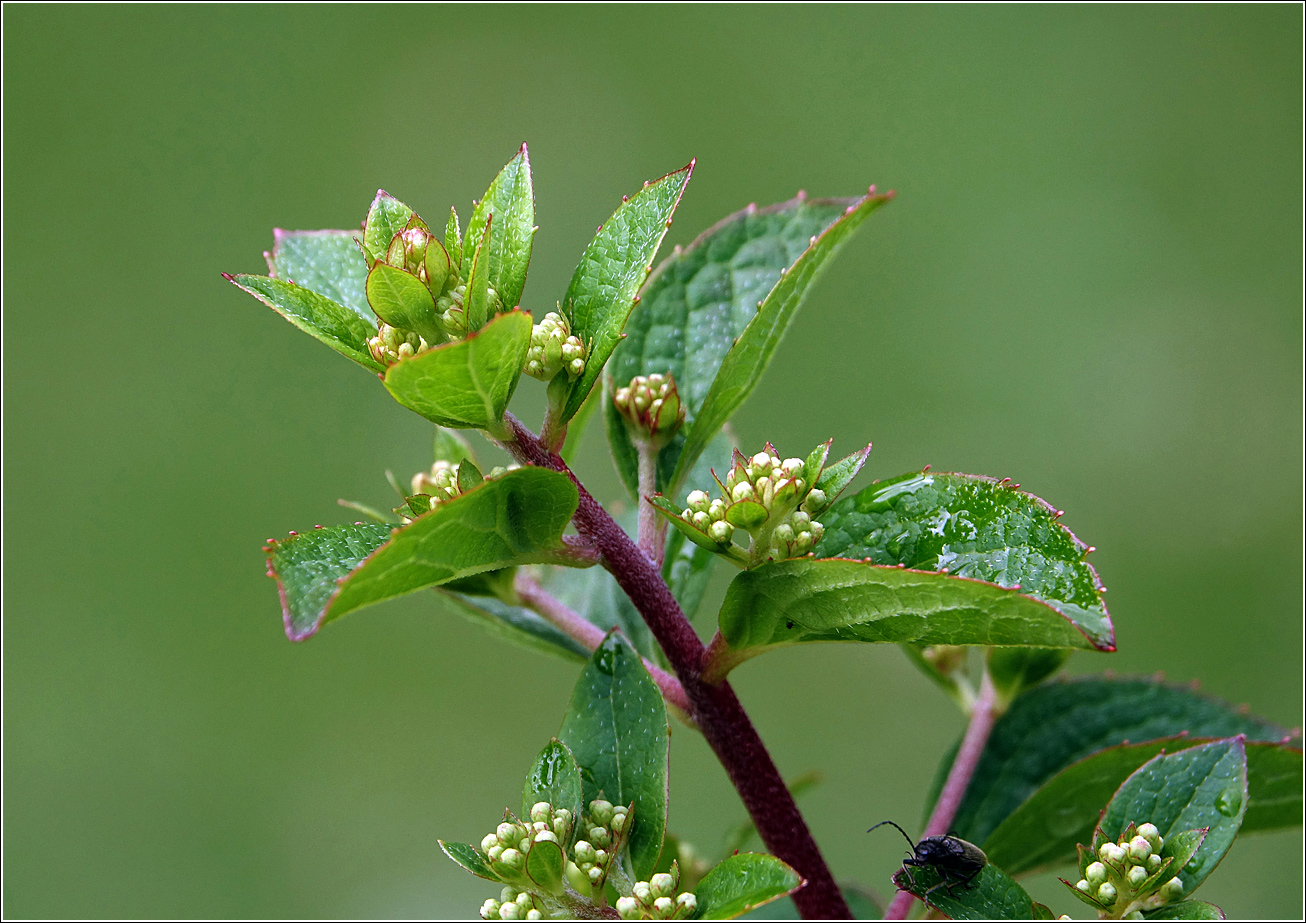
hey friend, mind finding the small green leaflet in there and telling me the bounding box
[226,274,383,372]
[266,228,372,320]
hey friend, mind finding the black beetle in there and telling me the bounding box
[869,821,987,899]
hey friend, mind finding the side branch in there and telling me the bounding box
[502,413,852,920]
[883,671,1001,920]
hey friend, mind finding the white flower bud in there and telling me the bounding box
[525,911,541,921]
[590,800,614,824]
[782,458,804,476]
[516,893,534,909]
[691,511,710,530]
[500,887,518,903]
[530,802,552,823]
[534,830,558,845]
[1159,877,1183,902]
[791,510,811,529]
[497,822,520,844]
[676,893,697,915]
[1075,879,1090,892]
[752,452,771,469]
[569,357,585,377]
[480,899,501,920]
[802,488,827,513]
[611,811,629,834]
[1147,853,1163,872]
[633,882,653,903]
[587,866,603,883]
[1099,842,1125,864]
[593,849,608,865]
[1097,881,1117,904]
[809,520,824,542]
[1085,861,1107,884]
[1129,836,1151,862]
[498,901,522,920]
[772,523,796,546]
[650,872,676,898]
[482,833,500,852]
[708,521,733,543]
[498,848,524,870]
[487,845,504,862]
[686,490,710,513]
[1137,823,1162,852]
[616,896,639,919]
[653,896,673,914]
[1127,865,1147,887]
[573,841,595,864]
[589,826,611,848]
[708,499,727,521]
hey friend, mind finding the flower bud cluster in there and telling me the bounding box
[613,374,684,448]
[368,322,431,367]
[677,445,824,564]
[614,862,697,920]
[1070,822,1186,918]
[525,312,587,381]
[571,799,631,890]
[480,887,545,921]
[411,460,461,503]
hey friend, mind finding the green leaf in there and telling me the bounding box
[365,263,441,343]
[268,467,578,640]
[266,228,372,320]
[669,190,891,494]
[558,163,694,423]
[438,589,588,662]
[692,853,802,920]
[558,632,669,880]
[226,274,383,372]
[1144,900,1227,920]
[521,738,583,842]
[1098,738,1247,897]
[982,738,1301,875]
[466,144,535,309]
[363,189,414,259]
[433,425,478,466]
[526,838,566,894]
[464,217,494,332]
[891,863,1039,921]
[943,678,1290,848]
[607,194,875,496]
[709,558,1110,681]
[438,840,503,882]
[987,648,1069,705]
[383,309,531,429]
[817,472,1113,652]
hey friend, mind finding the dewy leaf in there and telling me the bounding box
[891,863,1038,921]
[691,853,802,920]
[557,163,694,423]
[942,678,1289,849]
[1098,738,1248,896]
[607,194,876,495]
[439,840,503,883]
[709,558,1108,681]
[466,144,535,309]
[267,467,578,640]
[818,472,1113,652]
[383,309,531,429]
[521,739,583,839]
[1144,900,1227,920]
[266,228,372,320]
[558,632,669,880]
[363,189,415,259]
[226,274,384,372]
[669,189,891,493]
[981,738,1301,875]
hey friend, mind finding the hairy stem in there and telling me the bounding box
[502,413,851,920]
[635,440,666,568]
[883,670,1001,920]
[513,571,692,717]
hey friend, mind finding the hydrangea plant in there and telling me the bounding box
[229,145,1301,919]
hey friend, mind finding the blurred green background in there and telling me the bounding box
[4,5,1301,919]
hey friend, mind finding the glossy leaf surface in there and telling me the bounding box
[362,189,414,258]
[439,840,503,882]
[227,274,383,371]
[710,558,1109,680]
[944,678,1288,848]
[268,467,578,640]
[692,853,802,920]
[383,310,531,429]
[466,144,535,309]
[669,190,890,493]
[606,194,860,495]
[890,864,1038,920]
[982,738,1300,875]
[558,163,694,423]
[521,739,584,840]
[266,228,372,319]
[1098,738,1247,897]
[558,633,669,880]
[818,472,1112,651]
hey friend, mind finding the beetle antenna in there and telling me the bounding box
[868,820,917,849]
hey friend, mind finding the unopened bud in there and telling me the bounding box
[611,811,629,834]
[653,896,674,914]
[1075,879,1090,893]
[732,482,755,503]
[802,488,827,513]
[1129,836,1151,862]
[1147,853,1163,873]
[1127,865,1147,887]
[482,833,500,852]
[480,899,501,920]
[498,848,524,870]
[686,490,710,513]
[1137,823,1162,852]
[1159,877,1183,902]
[574,841,596,864]
[525,911,541,921]
[633,882,653,904]
[1097,882,1117,905]
[1085,861,1107,885]
[650,872,676,898]
[676,893,697,915]
[1099,842,1125,864]
[616,896,639,919]
[530,802,552,824]
[708,521,733,544]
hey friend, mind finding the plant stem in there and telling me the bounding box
[502,413,852,920]
[513,571,692,717]
[883,670,1001,921]
[635,440,666,568]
